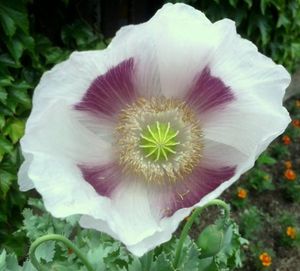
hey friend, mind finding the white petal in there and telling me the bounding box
[145,3,217,98]
[18,152,34,191]
[197,18,290,156]
[27,153,112,218]
[108,25,161,98]
[201,93,290,157]
[21,101,113,165]
[79,177,163,255]
[19,100,115,217]
[79,181,191,256]
[32,51,106,113]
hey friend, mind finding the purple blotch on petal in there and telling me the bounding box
[79,163,122,198]
[75,58,136,117]
[166,165,236,217]
[185,67,235,113]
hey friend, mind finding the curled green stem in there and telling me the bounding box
[29,234,95,271]
[173,199,230,269]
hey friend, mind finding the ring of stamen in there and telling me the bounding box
[116,97,203,184]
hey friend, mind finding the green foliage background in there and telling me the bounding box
[167,0,300,72]
[0,0,300,266]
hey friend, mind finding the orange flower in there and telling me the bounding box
[282,135,291,145]
[292,119,300,128]
[286,226,297,239]
[284,169,297,181]
[259,252,272,267]
[237,187,247,199]
[284,161,292,169]
[296,100,300,108]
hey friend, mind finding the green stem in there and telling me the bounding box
[173,199,230,269]
[29,234,95,271]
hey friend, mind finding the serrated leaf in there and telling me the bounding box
[35,241,55,263]
[50,261,81,271]
[3,119,25,144]
[128,258,142,271]
[22,261,36,271]
[150,253,173,271]
[86,246,106,271]
[198,257,216,271]
[180,241,200,271]
[0,250,7,271]
[6,253,21,271]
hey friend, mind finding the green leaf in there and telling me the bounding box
[127,258,142,271]
[7,84,31,110]
[0,169,15,198]
[198,257,216,271]
[0,10,16,37]
[6,37,24,62]
[0,88,7,104]
[244,0,252,8]
[6,253,21,271]
[0,76,13,87]
[0,135,13,161]
[22,261,36,271]
[35,241,55,263]
[228,0,238,7]
[277,14,290,28]
[260,0,268,14]
[0,250,7,271]
[257,153,277,165]
[43,47,69,65]
[181,241,200,271]
[291,43,300,59]
[0,54,20,68]
[3,119,25,144]
[150,253,173,271]
[0,1,29,36]
[257,17,270,45]
[0,114,5,129]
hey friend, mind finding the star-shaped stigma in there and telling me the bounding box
[140,121,180,161]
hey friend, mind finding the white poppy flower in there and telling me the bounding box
[18,3,290,256]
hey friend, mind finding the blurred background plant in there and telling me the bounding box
[0,0,299,270]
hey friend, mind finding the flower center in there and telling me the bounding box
[140,121,180,161]
[116,97,203,184]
